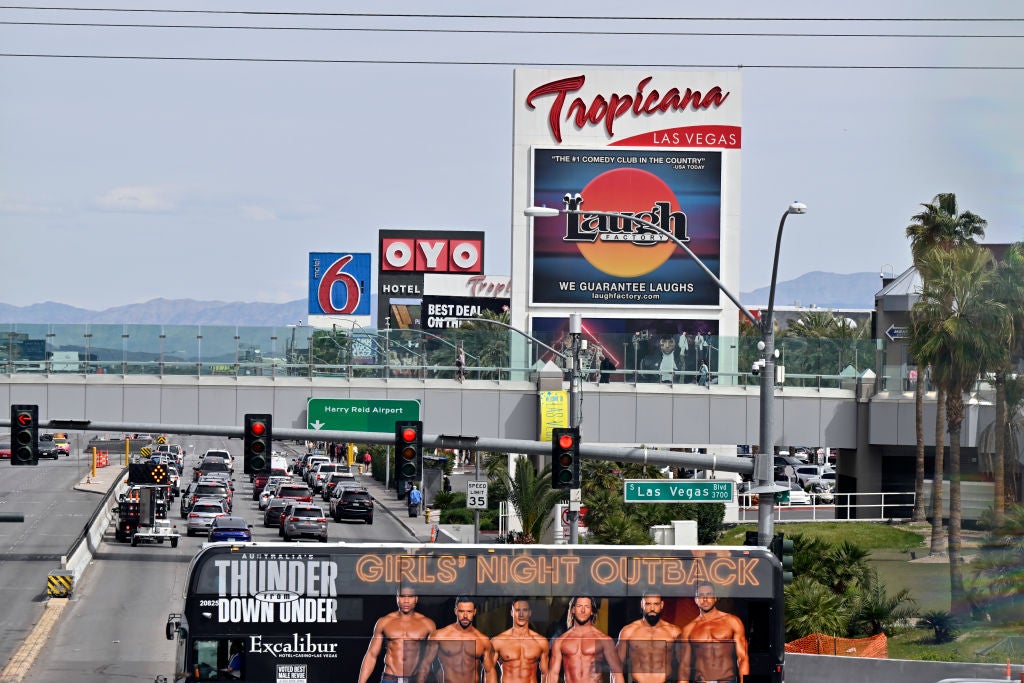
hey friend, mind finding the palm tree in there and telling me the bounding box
[912,245,1008,616]
[981,242,1024,521]
[784,576,852,641]
[905,192,987,533]
[969,503,1024,622]
[494,455,567,542]
[849,569,918,636]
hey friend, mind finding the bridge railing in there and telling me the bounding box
[1,322,883,389]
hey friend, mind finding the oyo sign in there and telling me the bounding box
[381,238,483,273]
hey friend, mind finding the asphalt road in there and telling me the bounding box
[0,452,106,667]
[18,436,418,683]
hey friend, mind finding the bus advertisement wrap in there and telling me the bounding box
[170,543,785,683]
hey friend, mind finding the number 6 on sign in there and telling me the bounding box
[467,481,488,510]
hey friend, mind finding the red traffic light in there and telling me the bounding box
[250,421,266,436]
[557,433,575,449]
[401,427,418,442]
[15,411,33,427]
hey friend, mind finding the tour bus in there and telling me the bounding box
[164,542,786,682]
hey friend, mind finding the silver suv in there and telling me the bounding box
[281,504,328,542]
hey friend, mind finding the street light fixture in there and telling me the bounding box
[525,194,807,546]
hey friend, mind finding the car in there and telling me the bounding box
[303,457,330,486]
[321,472,355,501]
[207,515,253,543]
[165,463,182,496]
[0,442,10,459]
[258,476,291,510]
[275,483,313,505]
[252,465,289,500]
[193,455,231,481]
[331,486,374,524]
[310,463,343,493]
[805,471,837,491]
[183,481,232,515]
[779,482,810,506]
[179,481,199,517]
[37,434,59,459]
[53,438,70,456]
[794,465,834,489]
[185,498,226,536]
[158,444,185,470]
[264,498,290,528]
[281,504,328,542]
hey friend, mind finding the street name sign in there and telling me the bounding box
[623,479,735,504]
[467,481,488,509]
[306,398,421,433]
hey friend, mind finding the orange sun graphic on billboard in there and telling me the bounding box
[575,168,682,278]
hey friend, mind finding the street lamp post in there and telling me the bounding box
[525,194,806,546]
[462,315,583,543]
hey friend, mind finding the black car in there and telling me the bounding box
[321,472,355,501]
[37,434,60,459]
[264,498,289,528]
[193,455,231,481]
[331,487,374,524]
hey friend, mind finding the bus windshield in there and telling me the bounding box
[166,542,784,682]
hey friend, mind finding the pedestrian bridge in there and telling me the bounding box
[1,322,998,497]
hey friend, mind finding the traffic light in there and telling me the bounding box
[394,420,423,486]
[243,413,272,475]
[550,427,581,489]
[10,404,39,466]
[771,532,795,585]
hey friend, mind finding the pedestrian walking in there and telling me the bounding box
[407,485,422,517]
[455,343,466,383]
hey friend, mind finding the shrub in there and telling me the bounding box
[440,508,475,525]
[918,610,960,644]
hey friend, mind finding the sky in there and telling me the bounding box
[1,1,1022,310]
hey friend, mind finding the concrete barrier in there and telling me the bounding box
[62,468,128,582]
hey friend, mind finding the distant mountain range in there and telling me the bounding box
[740,271,885,310]
[0,271,886,325]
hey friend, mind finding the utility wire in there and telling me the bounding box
[2,52,1020,69]
[0,5,1022,22]
[2,19,1021,38]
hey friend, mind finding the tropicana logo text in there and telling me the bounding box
[525,75,730,142]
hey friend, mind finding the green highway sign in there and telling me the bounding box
[307,398,421,433]
[623,479,735,504]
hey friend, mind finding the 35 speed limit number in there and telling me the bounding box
[467,481,488,510]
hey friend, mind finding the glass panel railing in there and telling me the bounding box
[0,323,887,388]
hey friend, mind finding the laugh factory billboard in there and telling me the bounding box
[510,69,743,345]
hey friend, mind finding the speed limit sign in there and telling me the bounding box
[467,481,488,510]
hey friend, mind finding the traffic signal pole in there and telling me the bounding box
[567,312,584,545]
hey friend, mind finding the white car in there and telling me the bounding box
[258,476,291,510]
[794,465,834,489]
[779,482,810,506]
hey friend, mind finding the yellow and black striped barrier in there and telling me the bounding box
[47,571,73,598]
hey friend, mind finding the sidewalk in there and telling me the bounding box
[73,460,125,495]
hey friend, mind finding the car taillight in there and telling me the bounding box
[287,516,296,522]
[189,513,198,518]
[316,518,326,523]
